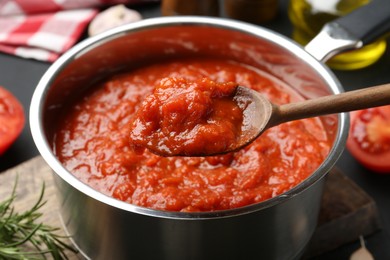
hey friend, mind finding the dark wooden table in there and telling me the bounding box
[1,1,389,259]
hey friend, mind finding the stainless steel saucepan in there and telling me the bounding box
[30,1,390,259]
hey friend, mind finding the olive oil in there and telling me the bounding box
[288,0,387,70]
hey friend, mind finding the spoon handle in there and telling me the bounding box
[277,83,390,124]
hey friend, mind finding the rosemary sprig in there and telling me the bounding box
[0,177,78,260]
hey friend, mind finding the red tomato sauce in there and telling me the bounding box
[54,58,331,212]
[128,77,242,156]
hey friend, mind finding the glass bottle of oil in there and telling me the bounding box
[288,0,387,70]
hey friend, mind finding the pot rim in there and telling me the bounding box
[30,16,348,220]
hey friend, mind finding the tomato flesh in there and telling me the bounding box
[128,77,242,156]
[0,86,25,155]
[347,106,390,173]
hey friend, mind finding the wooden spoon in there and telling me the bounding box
[230,83,390,155]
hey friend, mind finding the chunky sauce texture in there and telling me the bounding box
[54,58,331,212]
[128,77,242,156]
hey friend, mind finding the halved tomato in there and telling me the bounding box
[0,86,25,155]
[346,105,390,173]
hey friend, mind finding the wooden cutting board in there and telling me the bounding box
[0,156,381,259]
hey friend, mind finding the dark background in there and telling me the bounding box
[0,0,389,259]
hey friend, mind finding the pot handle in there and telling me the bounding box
[305,0,390,62]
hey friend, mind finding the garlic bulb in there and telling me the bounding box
[88,5,142,36]
[350,236,374,260]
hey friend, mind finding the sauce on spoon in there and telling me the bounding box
[128,77,243,156]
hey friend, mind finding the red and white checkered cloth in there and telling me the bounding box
[0,0,158,62]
